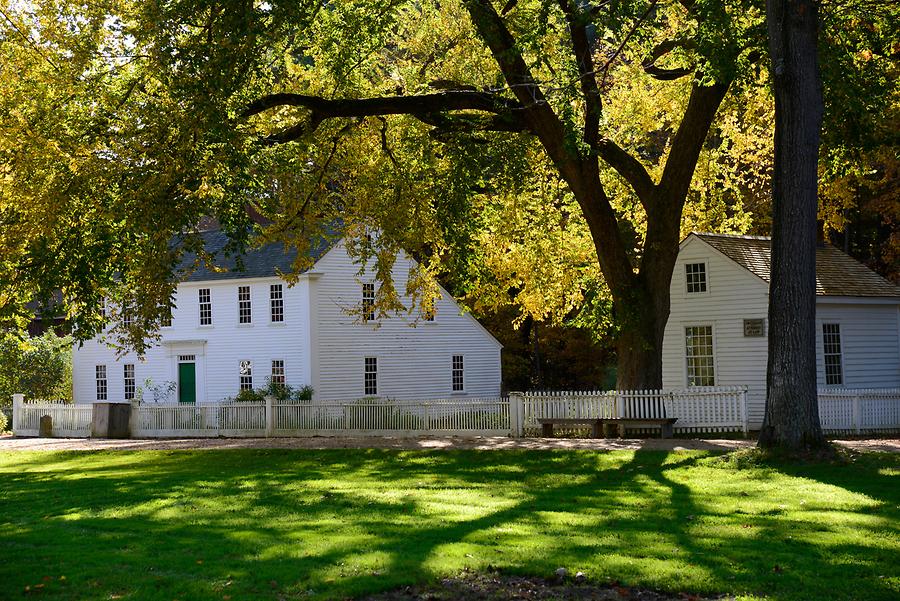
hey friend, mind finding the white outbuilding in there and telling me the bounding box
[663,232,900,429]
[72,231,502,404]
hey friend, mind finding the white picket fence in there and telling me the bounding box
[11,395,93,437]
[130,397,512,437]
[818,388,900,433]
[518,387,749,436]
[10,387,900,438]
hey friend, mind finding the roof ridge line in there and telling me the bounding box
[691,231,771,241]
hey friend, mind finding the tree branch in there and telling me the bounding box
[557,0,602,145]
[242,90,520,120]
[656,80,730,215]
[462,0,571,161]
[592,138,656,209]
[642,39,695,80]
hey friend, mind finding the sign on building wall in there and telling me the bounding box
[743,318,765,337]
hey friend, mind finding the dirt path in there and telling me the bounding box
[1,434,897,453]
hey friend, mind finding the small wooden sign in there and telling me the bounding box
[743,318,765,337]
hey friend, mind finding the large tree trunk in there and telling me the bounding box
[614,289,668,390]
[758,0,826,450]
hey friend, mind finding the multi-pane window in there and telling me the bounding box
[452,355,464,392]
[364,357,377,395]
[96,365,108,401]
[99,297,106,319]
[271,360,285,384]
[122,303,133,328]
[123,364,136,400]
[238,285,252,324]
[685,325,715,386]
[199,288,212,325]
[823,323,843,386]
[270,284,284,323]
[362,283,375,321]
[239,360,253,390]
[685,262,707,293]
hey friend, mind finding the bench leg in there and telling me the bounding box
[590,421,601,438]
[541,423,554,437]
[617,423,626,438]
[661,422,674,439]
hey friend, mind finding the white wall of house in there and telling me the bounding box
[663,236,900,429]
[815,300,900,389]
[309,241,502,400]
[72,240,502,403]
[73,277,311,404]
[662,236,771,426]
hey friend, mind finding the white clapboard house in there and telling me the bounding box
[663,232,900,428]
[72,231,502,404]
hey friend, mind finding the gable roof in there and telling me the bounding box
[688,232,900,298]
[177,230,335,282]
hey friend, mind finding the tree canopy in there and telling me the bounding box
[1,1,896,376]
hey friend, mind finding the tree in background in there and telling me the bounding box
[0,331,72,407]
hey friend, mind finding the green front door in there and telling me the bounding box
[178,362,196,404]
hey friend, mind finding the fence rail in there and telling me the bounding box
[10,387,900,439]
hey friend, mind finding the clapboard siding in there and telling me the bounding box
[664,236,900,429]
[310,241,502,400]
[662,236,771,426]
[815,304,900,387]
[73,277,310,403]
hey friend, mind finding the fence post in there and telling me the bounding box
[12,393,24,434]
[852,391,861,435]
[740,387,749,438]
[129,398,139,438]
[508,392,524,438]
[265,395,275,437]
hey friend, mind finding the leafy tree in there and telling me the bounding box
[0,331,72,406]
[1,0,894,392]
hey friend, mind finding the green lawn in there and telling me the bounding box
[0,449,897,601]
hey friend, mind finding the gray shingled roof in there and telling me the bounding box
[691,232,900,298]
[177,230,335,282]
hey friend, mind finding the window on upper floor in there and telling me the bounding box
[362,283,375,321]
[122,302,133,328]
[124,364,135,400]
[685,325,715,386]
[823,323,843,386]
[270,284,284,323]
[271,359,285,385]
[364,357,377,395]
[238,285,252,324]
[452,355,464,392]
[685,262,707,294]
[199,288,212,325]
[160,304,172,328]
[239,360,253,390]
[96,365,108,401]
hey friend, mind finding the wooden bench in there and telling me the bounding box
[601,418,678,439]
[537,417,678,439]
[537,418,603,438]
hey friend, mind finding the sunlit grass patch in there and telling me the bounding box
[0,448,897,600]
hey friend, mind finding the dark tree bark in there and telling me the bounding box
[244,0,731,390]
[758,0,827,450]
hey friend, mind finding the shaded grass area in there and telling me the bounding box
[0,449,897,600]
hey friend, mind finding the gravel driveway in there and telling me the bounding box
[1,434,897,453]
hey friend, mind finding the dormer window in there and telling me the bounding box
[685,262,707,293]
